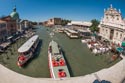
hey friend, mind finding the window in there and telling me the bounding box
[120,33,122,39]
[11,24,13,28]
[106,30,108,33]
[106,17,108,19]
[0,23,6,28]
[117,18,119,20]
[116,32,118,37]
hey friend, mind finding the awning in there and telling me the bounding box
[101,80,111,83]
[7,36,13,40]
[92,33,97,37]
[93,80,111,83]
[122,41,125,47]
[116,47,123,53]
[93,80,100,83]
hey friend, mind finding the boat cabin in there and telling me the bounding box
[64,28,79,38]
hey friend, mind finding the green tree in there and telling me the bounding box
[61,19,71,26]
[90,19,100,32]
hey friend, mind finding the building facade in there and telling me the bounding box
[0,6,20,38]
[99,4,125,45]
[0,20,7,43]
[67,21,92,30]
[47,18,61,26]
[10,6,20,32]
[21,20,30,30]
[43,18,62,27]
[1,16,17,37]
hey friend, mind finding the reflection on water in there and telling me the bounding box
[0,26,120,78]
[23,39,43,68]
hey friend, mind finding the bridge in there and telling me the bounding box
[0,59,125,83]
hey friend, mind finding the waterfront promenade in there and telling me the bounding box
[0,59,125,83]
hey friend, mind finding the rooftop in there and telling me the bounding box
[68,21,92,26]
[18,35,39,53]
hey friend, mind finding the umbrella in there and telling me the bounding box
[122,41,125,47]
[93,79,100,83]
[116,47,123,53]
[101,80,111,83]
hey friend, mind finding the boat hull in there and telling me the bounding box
[17,35,39,67]
[48,40,70,79]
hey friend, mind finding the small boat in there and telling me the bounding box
[17,35,39,67]
[50,32,54,37]
[48,40,70,79]
[81,40,87,43]
[57,28,64,33]
[64,28,79,38]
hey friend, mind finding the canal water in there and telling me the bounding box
[0,26,120,78]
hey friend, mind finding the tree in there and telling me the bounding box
[61,19,71,26]
[90,19,100,32]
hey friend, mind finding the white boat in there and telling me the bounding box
[64,28,79,38]
[81,40,87,43]
[50,32,54,37]
[57,28,64,33]
[48,40,70,79]
[17,35,39,67]
[81,39,91,43]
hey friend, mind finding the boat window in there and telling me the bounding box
[54,53,60,55]
[23,51,30,55]
[59,69,63,71]
[72,33,78,36]
[49,46,52,52]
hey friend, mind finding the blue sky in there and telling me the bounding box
[0,0,125,22]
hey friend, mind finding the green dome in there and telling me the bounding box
[10,6,19,20]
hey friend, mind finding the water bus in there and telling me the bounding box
[57,28,64,33]
[64,28,79,38]
[48,40,70,79]
[17,35,39,67]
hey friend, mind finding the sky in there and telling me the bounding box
[0,0,125,22]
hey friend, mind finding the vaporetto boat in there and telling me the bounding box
[64,28,79,38]
[48,40,70,79]
[17,35,39,67]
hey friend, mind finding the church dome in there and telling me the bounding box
[10,6,19,20]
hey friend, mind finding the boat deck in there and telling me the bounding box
[53,65,70,78]
[49,40,70,78]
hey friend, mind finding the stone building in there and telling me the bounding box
[43,18,62,27]
[67,21,92,30]
[21,20,30,30]
[0,20,7,43]
[10,6,20,32]
[1,16,17,37]
[98,4,125,45]
[0,6,20,37]
[47,18,61,26]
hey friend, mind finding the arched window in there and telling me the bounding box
[106,30,108,33]
[116,32,118,37]
[117,17,119,20]
[120,33,122,39]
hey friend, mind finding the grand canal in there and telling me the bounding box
[0,26,120,78]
